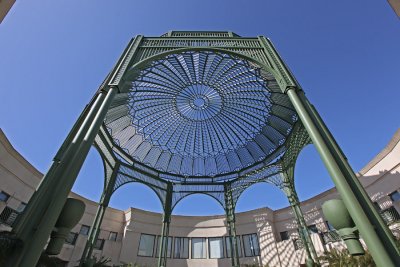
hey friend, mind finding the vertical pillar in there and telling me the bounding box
[7,86,117,267]
[158,183,173,267]
[6,37,143,267]
[259,36,400,266]
[80,163,120,265]
[299,91,399,255]
[224,185,240,267]
[286,87,398,267]
[280,179,319,266]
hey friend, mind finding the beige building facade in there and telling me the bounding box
[1,128,400,266]
[0,0,15,23]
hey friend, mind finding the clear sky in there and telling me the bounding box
[0,1,399,215]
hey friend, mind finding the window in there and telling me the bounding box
[94,238,104,250]
[16,202,27,213]
[225,236,242,258]
[209,237,224,259]
[192,238,207,259]
[242,233,260,257]
[138,234,156,257]
[79,225,90,235]
[109,231,118,241]
[280,231,289,241]
[65,232,78,245]
[155,236,172,258]
[389,191,400,202]
[308,224,319,234]
[0,191,10,202]
[173,237,189,259]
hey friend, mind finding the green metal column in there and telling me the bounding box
[230,218,240,267]
[224,185,240,267]
[5,37,142,267]
[11,90,106,237]
[158,183,173,267]
[227,222,235,267]
[299,91,400,258]
[286,87,398,267]
[80,163,120,265]
[12,86,117,267]
[281,182,319,266]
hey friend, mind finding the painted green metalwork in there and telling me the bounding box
[280,169,319,266]
[80,162,120,265]
[322,199,365,256]
[286,88,399,266]
[5,31,399,267]
[158,183,173,267]
[224,184,240,267]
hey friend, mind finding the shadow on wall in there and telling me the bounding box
[245,170,400,267]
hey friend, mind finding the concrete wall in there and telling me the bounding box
[1,128,400,266]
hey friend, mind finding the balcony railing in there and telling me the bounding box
[0,206,19,227]
[380,206,400,225]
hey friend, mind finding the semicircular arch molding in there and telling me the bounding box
[112,173,167,211]
[171,192,226,215]
[110,180,164,212]
[234,180,288,212]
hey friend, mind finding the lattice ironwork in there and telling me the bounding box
[171,183,226,210]
[94,31,310,213]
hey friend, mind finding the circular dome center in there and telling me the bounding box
[176,84,222,121]
[113,50,297,177]
[193,97,206,108]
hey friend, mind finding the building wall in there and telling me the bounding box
[388,0,400,17]
[1,128,400,266]
[0,0,15,23]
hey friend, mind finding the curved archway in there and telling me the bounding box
[72,147,104,202]
[110,181,164,212]
[294,144,333,201]
[235,181,288,212]
[172,193,225,216]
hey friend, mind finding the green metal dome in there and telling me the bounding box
[105,50,298,178]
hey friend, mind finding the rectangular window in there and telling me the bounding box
[79,225,90,235]
[65,232,78,245]
[109,231,118,241]
[155,236,173,258]
[209,237,224,259]
[0,191,10,202]
[242,233,260,257]
[389,191,400,202]
[225,236,242,258]
[280,231,289,241]
[138,234,156,257]
[192,237,207,259]
[94,238,105,250]
[308,224,319,234]
[173,237,189,259]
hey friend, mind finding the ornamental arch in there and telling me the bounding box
[6,31,399,267]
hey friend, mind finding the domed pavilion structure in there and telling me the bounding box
[4,31,399,267]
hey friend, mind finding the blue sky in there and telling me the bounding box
[0,1,399,215]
